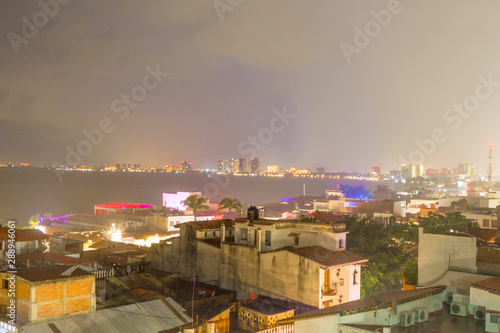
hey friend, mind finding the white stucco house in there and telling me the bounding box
[149,217,368,309]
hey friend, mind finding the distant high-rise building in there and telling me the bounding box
[116,163,121,171]
[458,162,475,178]
[225,159,231,173]
[230,159,239,174]
[238,157,247,174]
[267,164,279,174]
[372,165,381,176]
[402,164,424,178]
[181,161,192,172]
[127,163,131,170]
[316,167,325,174]
[218,159,225,173]
[248,158,261,174]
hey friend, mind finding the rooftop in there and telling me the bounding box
[0,228,49,242]
[471,277,500,295]
[9,265,94,283]
[21,298,191,333]
[15,252,95,265]
[313,212,347,224]
[95,202,154,210]
[177,219,233,230]
[283,246,369,268]
[279,286,445,323]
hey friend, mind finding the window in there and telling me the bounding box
[491,314,499,324]
[2,280,8,289]
[294,235,299,245]
[265,231,271,246]
[339,239,343,248]
[344,202,357,208]
[353,270,358,285]
[339,278,344,286]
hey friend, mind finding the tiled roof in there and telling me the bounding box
[0,228,49,242]
[283,246,368,268]
[10,265,94,283]
[279,286,446,323]
[314,212,346,224]
[15,252,95,265]
[471,277,500,295]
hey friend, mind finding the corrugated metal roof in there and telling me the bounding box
[20,298,192,333]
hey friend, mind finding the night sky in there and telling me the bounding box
[1,1,500,174]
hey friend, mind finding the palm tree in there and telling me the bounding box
[181,194,209,221]
[217,196,243,218]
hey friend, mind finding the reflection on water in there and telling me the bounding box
[0,168,374,226]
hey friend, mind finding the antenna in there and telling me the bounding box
[488,143,493,188]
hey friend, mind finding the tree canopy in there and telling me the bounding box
[181,194,209,221]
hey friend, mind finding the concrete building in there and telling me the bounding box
[0,265,96,324]
[470,277,500,333]
[149,217,368,309]
[94,203,154,216]
[162,191,202,211]
[417,227,500,292]
[0,228,48,264]
[248,158,261,174]
[275,286,446,333]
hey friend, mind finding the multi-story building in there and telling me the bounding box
[230,159,239,174]
[149,213,368,309]
[0,265,96,324]
[248,158,261,174]
[458,162,475,178]
[181,161,192,172]
[238,157,247,174]
[267,164,279,174]
[218,159,226,173]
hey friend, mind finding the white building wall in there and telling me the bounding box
[470,287,500,312]
[418,228,477,286]
[338,291,444,326]
[162,191,202,211]
[294,314,338,333]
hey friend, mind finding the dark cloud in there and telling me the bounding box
[1,1,500,173]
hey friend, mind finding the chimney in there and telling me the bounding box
[221,223,226,245]
[497,205,500,245]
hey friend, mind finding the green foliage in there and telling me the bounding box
[345,216,417,297]
[419,211,469,233]
[181,194,209,221]
[216,196,243,217]
[27,212,51,229]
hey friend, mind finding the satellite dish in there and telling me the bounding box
[391,296,398,315]
[372,297,388,309]
[126,265,132,274]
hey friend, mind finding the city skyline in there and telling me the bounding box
[2,2,500,173]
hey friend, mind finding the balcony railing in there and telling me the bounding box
[322,283,338,296]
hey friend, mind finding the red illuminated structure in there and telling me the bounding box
[94,203,154,216]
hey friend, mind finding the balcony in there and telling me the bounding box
[321,283,338,296]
